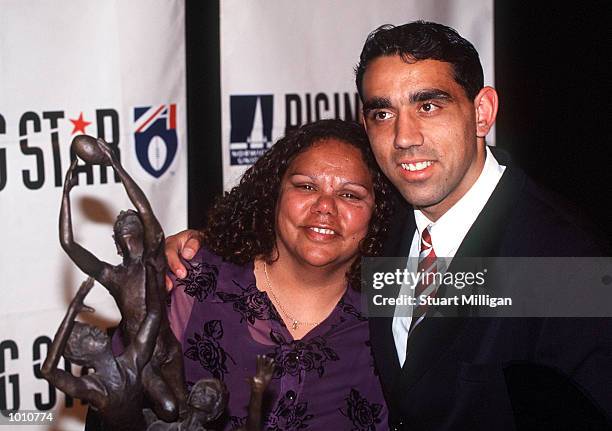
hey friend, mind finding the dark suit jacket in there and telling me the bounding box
[371,148,612,430]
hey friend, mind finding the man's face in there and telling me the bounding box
[361,56,486,221]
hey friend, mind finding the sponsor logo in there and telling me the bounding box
[1,337,88,412]
[134,104,178,178]
[229,95,273,166]
[0,104,178,192]
[228,92,361,166]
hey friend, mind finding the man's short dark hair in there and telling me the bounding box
[355,21,484,101]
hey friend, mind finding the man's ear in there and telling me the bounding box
[474,86,498,138]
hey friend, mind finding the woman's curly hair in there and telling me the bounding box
[202,119,395,288]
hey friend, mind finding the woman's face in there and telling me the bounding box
[275,138,375,270]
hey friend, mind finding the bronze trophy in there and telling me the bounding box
[42,136,274,430]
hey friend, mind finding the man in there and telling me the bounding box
[354,21,611,430]
[168,21,611,430]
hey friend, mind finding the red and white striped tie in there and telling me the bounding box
[410,226,437,332]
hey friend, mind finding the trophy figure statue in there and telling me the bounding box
[43,135,276,430]
[55,135,185,425]
[42,268,160,430]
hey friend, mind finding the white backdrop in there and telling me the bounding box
[0,0,493,429]
[0,1,187,430]
[220,0,494,189]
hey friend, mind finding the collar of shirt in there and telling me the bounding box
[411,146,506,259]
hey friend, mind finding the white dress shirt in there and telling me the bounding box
[393,146,506,366]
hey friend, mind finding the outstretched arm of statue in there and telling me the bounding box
[245,355,275,431]
[59,160,112,285]
[124,262,162,371]
[41,278,105,407]
[96,138,164,254]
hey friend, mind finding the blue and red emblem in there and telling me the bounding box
[134,104,178,178]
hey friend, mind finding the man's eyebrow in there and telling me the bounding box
[409,89,453,104]
[362,90,452,112]
[362,97,391,113]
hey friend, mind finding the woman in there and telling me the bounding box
[167,119,394,430]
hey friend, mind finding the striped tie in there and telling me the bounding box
[410,226,438,332]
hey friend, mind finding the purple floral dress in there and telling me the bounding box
[168,247,388,430]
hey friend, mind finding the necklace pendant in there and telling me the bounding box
[292,320,299,330]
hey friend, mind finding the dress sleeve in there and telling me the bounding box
[167,256,197,345]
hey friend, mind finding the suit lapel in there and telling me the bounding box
[455,148,525,258]
[381,196,414,258]
[370,197,413,396]
[397,148,525,390]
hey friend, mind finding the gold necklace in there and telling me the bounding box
[263,262,319,330]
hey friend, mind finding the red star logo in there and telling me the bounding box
[69,112,92,135]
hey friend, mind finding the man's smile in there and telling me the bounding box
[400,160,434,172]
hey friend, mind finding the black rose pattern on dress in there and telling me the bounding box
[338,298,368,321]
[267,330,339,381]
[340,388,383,431]
[364,340,379,376]
[176,261,219,302]
[184,320,235,379]
[216,280,283,324]
[229,415,246,429]
[266,390,314,430]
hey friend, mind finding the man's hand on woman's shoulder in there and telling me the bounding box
[164,229,204,291]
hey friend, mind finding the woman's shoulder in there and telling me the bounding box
[189,245,252,274]
[179,245,255,293]
[190,244,224,266]
[168,246,255,342]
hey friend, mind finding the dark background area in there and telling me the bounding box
[495,1,612,239]
[186,0,612,240]
[185,0,222,229]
